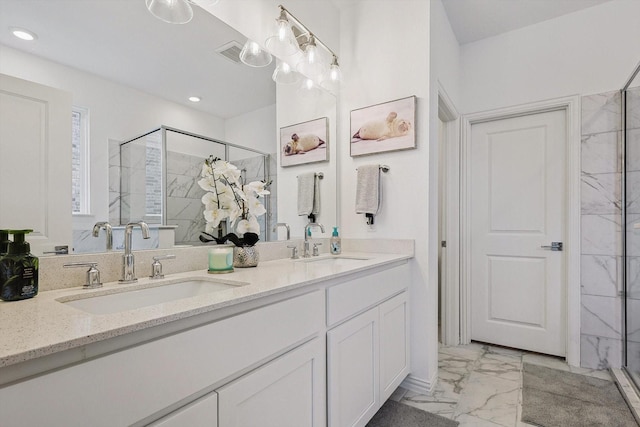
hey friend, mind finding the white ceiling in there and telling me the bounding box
[0,0,616,117]
[441,0,613,44]
[0,0,276,119]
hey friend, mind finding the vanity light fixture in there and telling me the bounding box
[11,27,37,41]
[188,96,201,102]
[272,61,301,85]
[239,39,273,68]
[266,5,340,92]
[265,8,299,57]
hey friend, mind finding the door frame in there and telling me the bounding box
[459,96,581,366]
[438,84,461,346]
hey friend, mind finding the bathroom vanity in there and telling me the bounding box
[0,247,412,427]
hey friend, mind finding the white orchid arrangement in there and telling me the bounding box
[198,156,270,246]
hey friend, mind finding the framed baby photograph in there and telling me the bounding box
[280,117,329,167]
[350,96,416,157]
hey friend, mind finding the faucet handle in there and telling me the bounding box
[286,245,299,260]
[150,255,176,279]
[64,262,102,289]
[312,243,322,257]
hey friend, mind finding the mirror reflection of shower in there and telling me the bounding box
[118,126,275,246]
[623,59,640,389]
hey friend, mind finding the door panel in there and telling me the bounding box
[470,110,566,356]
[0,74,72,254]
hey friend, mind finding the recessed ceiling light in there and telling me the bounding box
[11,27,37,41]
[188,96,201,102]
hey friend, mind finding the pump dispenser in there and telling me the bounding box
[330,227,342,255]
[0,229,39,301]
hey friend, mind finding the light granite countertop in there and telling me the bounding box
[0,250,412,368]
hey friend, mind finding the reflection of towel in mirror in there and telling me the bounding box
[355,165,381,219]
[298,173,320,216]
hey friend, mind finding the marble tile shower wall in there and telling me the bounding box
[580,90,623,369]
[625,86,640,370]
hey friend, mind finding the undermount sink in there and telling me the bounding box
[296,256,370,266]
[59,279,244,315]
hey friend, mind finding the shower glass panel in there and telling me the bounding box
[624,63,640,387]
[120,129,163,225]
[120,127,271,245]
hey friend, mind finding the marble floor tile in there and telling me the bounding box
[453,371,520,427]
[396,343,617,427]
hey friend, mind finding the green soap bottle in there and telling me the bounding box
[330,227,341,255]
[0,229,39,301]
[0,230,10,255]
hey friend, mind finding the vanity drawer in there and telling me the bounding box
[326,263,409,327]
[0,290,324,427]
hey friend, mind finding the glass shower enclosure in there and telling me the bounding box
[119,126,273,245]
[623,61,640,388]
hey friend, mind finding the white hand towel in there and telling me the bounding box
[355,165,380,215]
[298,172,316,216]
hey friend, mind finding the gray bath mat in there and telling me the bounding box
[521,363,637,427]
[366,400,459,427]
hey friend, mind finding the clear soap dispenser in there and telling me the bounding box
[330,227,342,255]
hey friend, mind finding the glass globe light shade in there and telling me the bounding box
[296,39,323,79]
[265,17,299,57]
[272,61,301,85]
[146,0,193,24]
[240,40,273,67]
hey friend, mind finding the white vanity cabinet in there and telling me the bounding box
[217,337,326,427]
[149,392,218,427]
[326,264,410,427]
[0,290,324,427]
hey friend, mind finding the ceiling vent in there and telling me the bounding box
[215,41,244,64]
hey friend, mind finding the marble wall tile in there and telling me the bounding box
[581,254,621,297]
[627,128,640,172]
[581,173,621,214]
[581,214,622,256]
[109,192,120,224]
[626,171,640,213]
[581,295,621,339]
[166,174,203,199]
[581,131,621,174]
[625,340,640,374]
[626,214,640,256]
[627,256,640,300]
[580,334,622,369]
[582,91,622,135]
[627,86,640,130]
[72,230,107,253]
[167,151,203,176]
[625,298,640,342]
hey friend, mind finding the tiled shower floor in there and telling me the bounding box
[390,343,614,426]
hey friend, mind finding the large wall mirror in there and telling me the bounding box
[0,0,337,254]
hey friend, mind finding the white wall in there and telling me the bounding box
[461,0,640,113]
[225,104,276,155]
[338,0,435,391]
[0,45,226,230]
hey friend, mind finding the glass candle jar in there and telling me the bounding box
[208,245,234,274]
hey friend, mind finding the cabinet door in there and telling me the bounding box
[327,308,379,427]
[149,392,218,427]
[217,338,325,427]
[379,292,410,401]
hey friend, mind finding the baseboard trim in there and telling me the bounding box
[400,374,434,395]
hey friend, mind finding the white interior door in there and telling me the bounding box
[469,110,566,356]
[0,73,72,255]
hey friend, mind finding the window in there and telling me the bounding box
[71,106,90,214]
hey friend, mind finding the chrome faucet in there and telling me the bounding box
[92,221,113,251]
[272,222,290,240]
[119,221,150,284]
[303,222,325,258]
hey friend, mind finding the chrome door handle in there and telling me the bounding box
[541,242,563,251]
